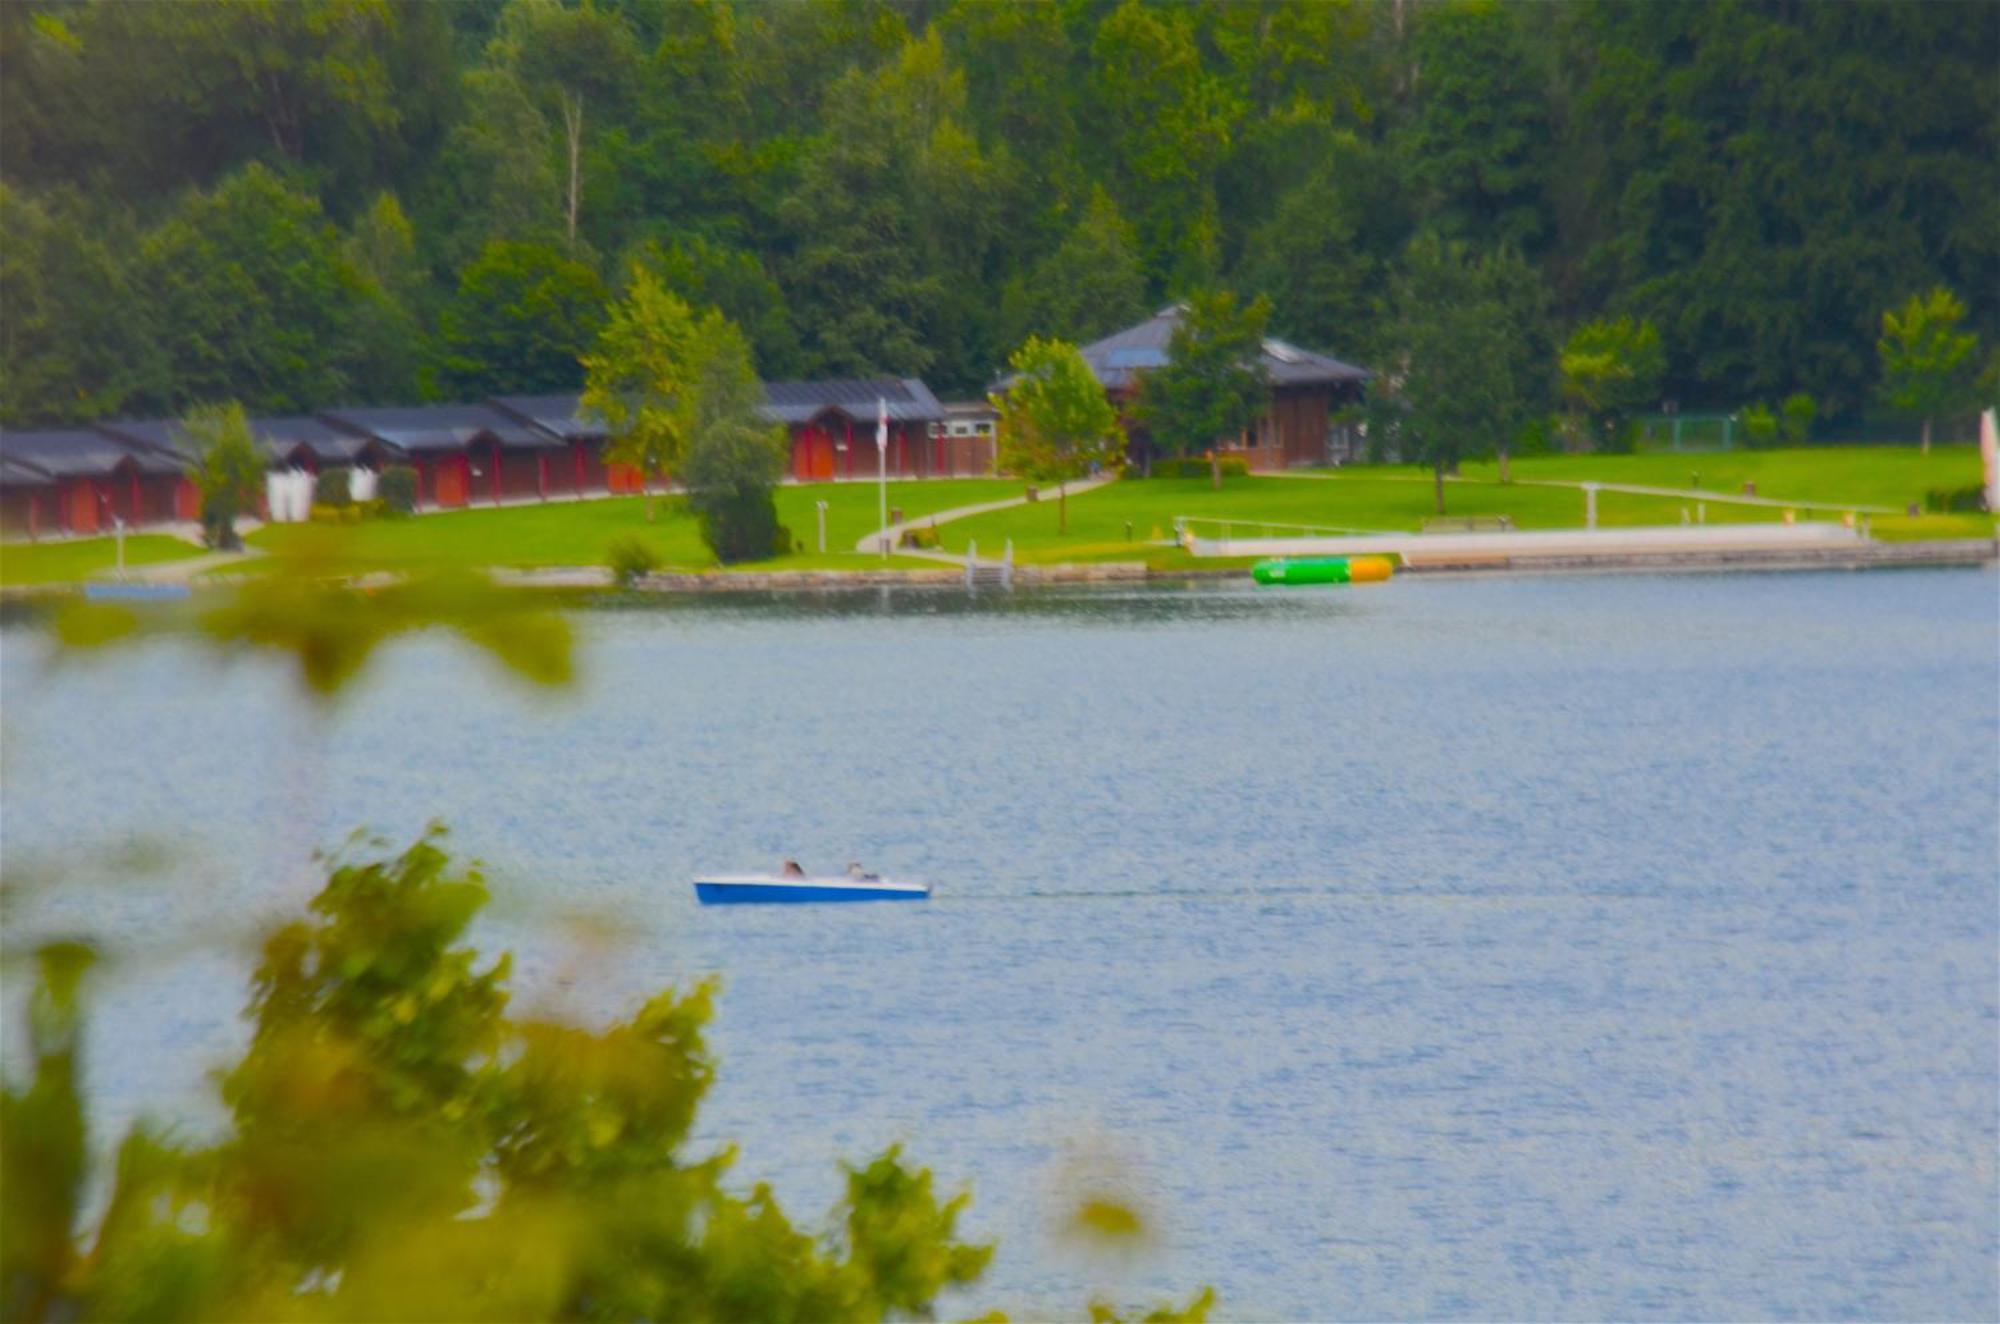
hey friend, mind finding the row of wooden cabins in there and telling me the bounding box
[0,378,988,536]
[1,307,1371,536]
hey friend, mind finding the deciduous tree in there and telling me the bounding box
[993,337,1125,532]
[1560,316,1664,453]
[1878,287,1979,453]
[183,402,266,550]
[1133,291,1270,484]
[436,240,607,398]
[1390,236,1549,508]
[583,269,698,515]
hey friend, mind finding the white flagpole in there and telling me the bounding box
[876,398,889,561]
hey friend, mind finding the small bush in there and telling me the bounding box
[695,488,783,564]
[1741,404,1779,448]
[605,535,662,585]
[1779,392,1817,445]
[378,465,418,516]
[1925,484,1988,513]
[1149,456,1249,480]
[314,468,352,507]
[308,503,343,524]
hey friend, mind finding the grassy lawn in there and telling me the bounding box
[1450,445,1984,509]
[0,534,205,586]
[247,480,1017,572]
[933,474,1801,563]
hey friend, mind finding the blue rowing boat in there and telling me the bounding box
[694,874,931,905]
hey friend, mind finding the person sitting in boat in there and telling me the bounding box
[781,859,805,879]
[845,861,880,882]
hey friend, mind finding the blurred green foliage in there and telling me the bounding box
[1,829,994,1321]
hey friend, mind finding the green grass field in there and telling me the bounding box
[1454,445,1983,509]
[940,446,1993,562]
[0,534,206,586]
[247,480,1016,572]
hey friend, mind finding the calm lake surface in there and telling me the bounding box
[4,568,1996,1320]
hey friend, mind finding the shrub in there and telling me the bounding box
[314,468,352,507]
[605,534,662,586]
[378,465,418,516]
[1149,456,1249,480]
[1741,404,1779,448]
[694,487,783,563]
[1925,484,1988,513]
[1780,392,1817,445]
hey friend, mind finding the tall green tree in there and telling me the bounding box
[0,186,161,426]
[677,312,791,564]
[1400,0,1552,253]
[582,268,700,515]
[993,337,1125,532]
[435,239,607,398]
[1090,2,1241,293]
[780,30,996,390]
[343,192,429,403]
[622,236,802,380]
[1877,287,1979,453]
[135,164,366,415]
[184,402,266,550]
[487,0,640,252]
[1390,236,1550,507]
[996,188,1148,353]
[1235,155,1387,363]
[1133,291,1271,483]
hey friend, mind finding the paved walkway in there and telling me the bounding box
[855,475,1115,557]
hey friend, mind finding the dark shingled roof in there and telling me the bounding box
[317,404,555,451]
[488,394,605,441]
[1,454,56,484]
[0,428,187,478]
[1077,305,1371,392]
[100,416,381,466]
[759,378,944,426]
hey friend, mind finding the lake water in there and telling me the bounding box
[3,568,1996,1320]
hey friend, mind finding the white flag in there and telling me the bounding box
[876,398,888,452]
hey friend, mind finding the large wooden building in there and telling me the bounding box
[1077,305,1371,471]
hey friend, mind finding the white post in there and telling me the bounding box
[815,500,828,554]
[1981,408,1998,513]
[876,398,889,561]
[114,516,126,579]
[1583,482,1600,530]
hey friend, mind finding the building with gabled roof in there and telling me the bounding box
[1076,305,1371,470]
[0,428,196,535]
[318,404,567,508]
[761,377,949,481]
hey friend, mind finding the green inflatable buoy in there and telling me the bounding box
[1251,555,1394,586]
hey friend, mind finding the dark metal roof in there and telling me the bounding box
[1,454,55,483]
[317,404,554,451]
[101,415,383,466]
[759,378,945,425]
[488,394,605,441]
[1077,305,1371,392]
[0,428,187,478]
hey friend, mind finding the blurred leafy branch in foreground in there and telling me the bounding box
[4,543,1212,1322]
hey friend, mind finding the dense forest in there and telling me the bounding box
[1,0,1993,432]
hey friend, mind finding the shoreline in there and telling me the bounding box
[3,537,1991,604]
